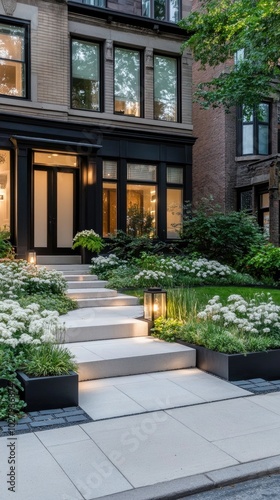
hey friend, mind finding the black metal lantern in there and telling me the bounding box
[144,287,167,323]
[27,251,37,265]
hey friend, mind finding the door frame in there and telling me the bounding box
[31,164,79,255]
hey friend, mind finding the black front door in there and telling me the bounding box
[33,166,78,254]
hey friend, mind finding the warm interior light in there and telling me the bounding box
[27,251,37,265]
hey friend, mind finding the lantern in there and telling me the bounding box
[144,287,167,324]
[27,251,37,265]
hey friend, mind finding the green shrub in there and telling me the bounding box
[243,244,280,281]
[0,226,14,259]
[179,198,266,268]
[21,343,77,377]
[18,294,77,315]
[72,229,105,254]
[0,349,26,420]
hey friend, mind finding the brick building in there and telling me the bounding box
[0,0,194,262]
[191,25,280,245]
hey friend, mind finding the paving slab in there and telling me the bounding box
[81,413,238,488]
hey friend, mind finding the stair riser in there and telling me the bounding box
[77,351,196,381]
[41,265,89,271]
[67,281,108,289]
[65,323,148,342]
[64,275,98,281]
[74,296,139,308]
[67,290,118,299]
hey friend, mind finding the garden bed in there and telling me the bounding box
[177,341,280,381]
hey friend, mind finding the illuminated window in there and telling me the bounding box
[0,22,28,98]
[166,166,183,239]
[127,164,157,237]
[0,150,10,228]
[103,161,117,237]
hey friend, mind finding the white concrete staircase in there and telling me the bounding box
[48,264,197,382]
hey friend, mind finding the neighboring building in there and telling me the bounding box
[0,0,194,262]
[192,43,280,245]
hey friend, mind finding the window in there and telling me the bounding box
[0,22,28,98]
[240,103,270,155]
[127,164,157,237]
[239,190,252,212]
[0,150,10,228]
[102,161,117,237]
[166,167,183,238]
[82,0,106,5]
[71,39,100,111]
[154,55,178,122]
[114,48,141,117]
[259,191,269,235]
[142,0,180,22]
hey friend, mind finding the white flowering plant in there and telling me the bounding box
[133,269,173,288]
[90,254,127,279]
[72,229,105,254]
[152,292,280,354]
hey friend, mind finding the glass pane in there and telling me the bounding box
[240,190,252,211]
[103,182,117,237]
[263,210,270,235]
[259,103,269,123]
[127,184,157,237]
[154,0,166,20]
[234,48,244,65]
[167,188,182,238]
[34,152,78,167]
[34,170,48,248]
[242,106,253,123]
[103,161,117,179]
[154,55,177,122]
[72,40,100,110]
[260,192,269,209]
[142,0,150,16]
[83,0,106,4]
[0,24,25,97]
[57,172,74,248]
[169,0,179,22]
[114,48,141,117]
[0,150,10,228]
[167,167,183,184]
[242,124,253,154]
[127,164,157,181]
[258,124,269,154]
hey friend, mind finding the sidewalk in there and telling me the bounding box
[1,307,280,499]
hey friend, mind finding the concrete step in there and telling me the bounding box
[65,337,196,381]
[36,255,81,265]
[66,288,118,300]
[64,274,98,282]
[74,294,139,308]
[41,264,90,273]
[67,280,108,289]
[64,318,148,343]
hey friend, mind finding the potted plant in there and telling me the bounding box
[17,343,78,412]
[72,229,105,263]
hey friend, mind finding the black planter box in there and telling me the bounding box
[17,370,79,412]
[177,341,280,381]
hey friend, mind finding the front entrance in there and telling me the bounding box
[32,152,79,254]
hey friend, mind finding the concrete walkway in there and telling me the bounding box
[2,306,280,499]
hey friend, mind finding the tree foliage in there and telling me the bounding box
[180,0,280,112]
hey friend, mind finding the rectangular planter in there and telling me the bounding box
[177,341,280,381]
[17,370,79,412]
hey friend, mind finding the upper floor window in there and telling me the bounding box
[71,39,100,111]
[114,47,141,117]
[0,22,28,98]
[154,54,178,122]
[240,103,270,155]
[142,0,180,23]
[82,0,106,6]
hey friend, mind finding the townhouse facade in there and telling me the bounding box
[192,51,280,245]
[0,0,194,262]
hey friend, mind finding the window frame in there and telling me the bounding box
[237,103,271,156]
[0,17,30,100]
[70,36,103,112]
[153,53,180,123]
[81,0,106,6]
[142,0,181,23]
[113,45,143,118]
